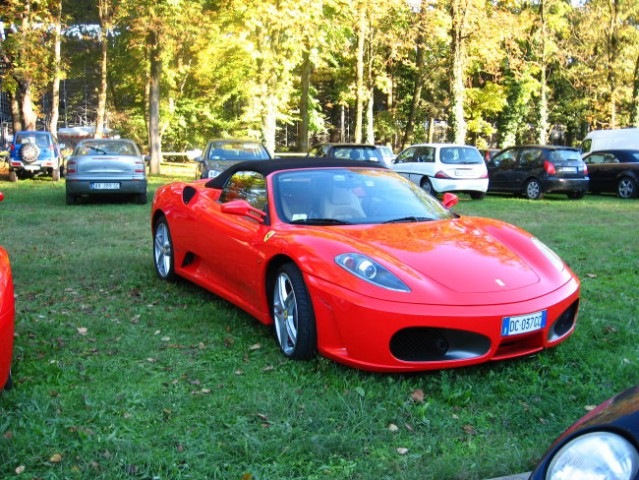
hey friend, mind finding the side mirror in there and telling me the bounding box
[442,193,458,209]
[193,156,203,163]
[221,199,266,223]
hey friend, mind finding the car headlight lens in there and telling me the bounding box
[546,432,639,480]
[335,253,410,292]
[207,169,221,178]
[532,237,565,272]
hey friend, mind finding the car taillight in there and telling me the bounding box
[135,162,145,173]
[434,170,452,179]
[544,160,556,175]
[67,160,76,174]
[582,163,588,175]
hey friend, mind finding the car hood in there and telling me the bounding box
[283,216,574,305]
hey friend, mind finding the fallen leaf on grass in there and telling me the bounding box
[388,423,399,432]
[586,273,598,278]
[77,327,88,336]
[15,465,25,474]
[147,358,157,363]
[411,389,425,403]
[249,343,261,351]
[584,405,597,411]
[50,453,63,463]
[396,448,409,455]
[462,424,477,435]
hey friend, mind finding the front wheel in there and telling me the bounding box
[153,216,176,281]
[524,179,544,200]
[66,192,77,205]
[470,191,486,200]
[272,263,317,360]
[617,177,637,199]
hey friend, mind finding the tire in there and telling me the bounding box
[470,191,486,200]
[66,192,77,205]
[524,179,544,200]
[153,216,176,281]
[617,177,637,199]
[420,176,434,195]
[567,191,584,200]
[8,170,17,183]
[19,144,40,163]
[2,371,12,391]
[272,263,317,360]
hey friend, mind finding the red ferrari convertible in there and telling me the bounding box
[151,158,580,372]
[0,192,15,390]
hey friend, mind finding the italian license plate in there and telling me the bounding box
[501,310,547,336]
[91,182,120,190]
[560,167,577,173]
[454,169,473,177]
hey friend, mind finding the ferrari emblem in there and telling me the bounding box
[264,231,275,242]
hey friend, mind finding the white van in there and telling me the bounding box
[580,128,639,155]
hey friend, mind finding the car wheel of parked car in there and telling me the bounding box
[272,263,317,360]
[19,143,40,163]
[524,179,544,200]
[617,177,637,199]
[420,177,434,195]
[135,192,148,205]
[470,192,486,200]
[8,171,17,183]
[567,191,585,200]
[153,216,176,281]
[66,192,77,205]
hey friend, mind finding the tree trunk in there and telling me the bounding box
[449,0,467,144]
[148,31,162,175]
[262,97,278,156]
[365,33,374,144]
[49,0,62,140]
[606,0,618,129]
[299,50,311,153]
[20,81,37,130]
[95,30,108,138]
[631,53,639,127]
[354,7,366,143]
[10,93,22,133]
[401,43,425,150]
[537,0,548,144]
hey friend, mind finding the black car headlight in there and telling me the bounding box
[335,253,410,292]
[546,431,639,480]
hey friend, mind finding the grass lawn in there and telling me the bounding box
[0,164,638,479]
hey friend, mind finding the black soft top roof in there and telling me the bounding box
[205,157,387,189]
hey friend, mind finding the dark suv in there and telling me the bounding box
[8,131,64,181]
[487,146,589,200]
[195,139,271,179]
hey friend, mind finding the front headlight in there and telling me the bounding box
[207,169,222,178]
[532,237,565,272]
[546,432,639,480]
[335,253,410,292]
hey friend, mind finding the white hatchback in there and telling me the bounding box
[392,143,489,199]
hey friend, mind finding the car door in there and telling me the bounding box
[392,147,418,182]
[583,152,613,192]
[197,170,269,310]
[487,148,518,191]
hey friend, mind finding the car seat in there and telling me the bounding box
[321,184,366,220]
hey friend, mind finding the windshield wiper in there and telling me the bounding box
[87,146,108,154]
[383,216,430,224]
[290,218,353,225]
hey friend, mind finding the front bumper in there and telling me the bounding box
[305,273,580,372]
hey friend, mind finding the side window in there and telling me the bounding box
[415,147,435,163]
[585,154,605,165]
[604,153,620,163]
[395,148,415,163]
[491,149,517,168]
[520,148,542,168]
[220,171,267,211]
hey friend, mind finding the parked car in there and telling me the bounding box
[583,149,639,199]
[391,143,489,199]
[376,145,395,167]
[479,148,500,162]
[65,138,148,205]
[487,146,589,200]
[529,384,639,480]
[195,139,271,179]
[7,130,64,181]
[307,143,386,164]
[152,158,580,372]
[580,127,639,155]
[0,192,15,392]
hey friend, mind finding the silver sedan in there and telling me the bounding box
[65,138,148,205]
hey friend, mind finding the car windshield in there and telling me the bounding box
[274,168,455,225]
[331,146,383,162]
[440,147,483,165]
[76,141,138,156]
[208,142,269,161]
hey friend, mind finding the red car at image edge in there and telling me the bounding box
[0,192,15,390]
[151,158,581,372]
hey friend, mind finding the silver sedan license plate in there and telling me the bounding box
[90,182,121,190]
[501,310,547,336]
